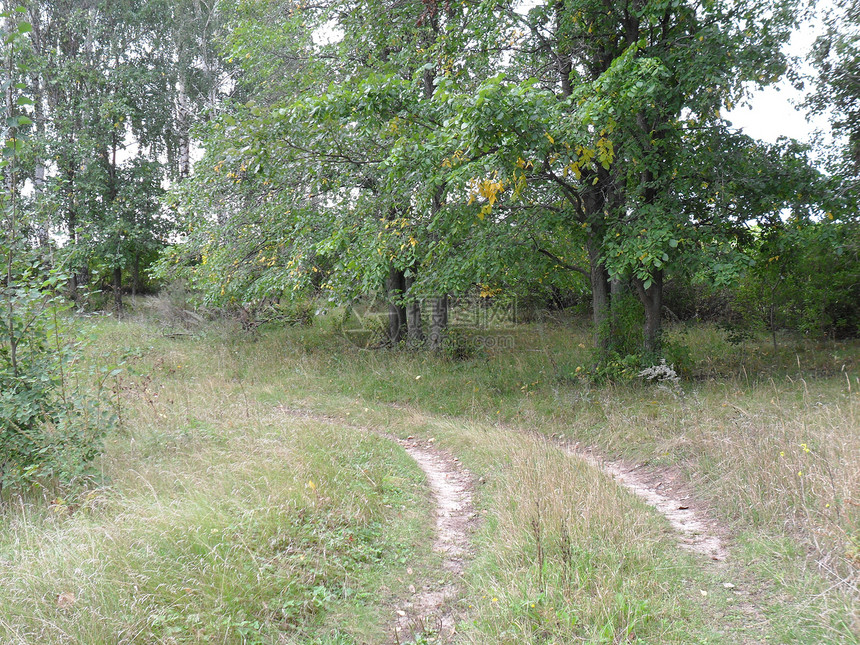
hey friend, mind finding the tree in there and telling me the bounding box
[1,7,111,495]
[21,0,227,308]
[469,0,807,353]
[808,0,860,207]
[161,0,502,348]
[162,0,817,362]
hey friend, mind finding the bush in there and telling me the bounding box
[584,294,693,383]
[0,272,114,497]
[444,329,489,361]
[663,279,735,323]
[735,221,860,342]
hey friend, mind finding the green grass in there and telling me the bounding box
[0,337,431,643]
[0,310,857,643]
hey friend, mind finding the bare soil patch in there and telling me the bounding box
[559,439,729,561]
[391,436,476,643]
[277,407,477,643]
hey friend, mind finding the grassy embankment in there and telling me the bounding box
[0,310,857,643]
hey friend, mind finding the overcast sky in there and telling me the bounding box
[726,6,833,146]
[727,80,831,146]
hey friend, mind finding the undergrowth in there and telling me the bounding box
[1,309,857,643]
[0,337,429,642]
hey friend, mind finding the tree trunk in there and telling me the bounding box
[769,291,778,350]
[67,209,80,302]
[588,238,610,351]
[177,74,192,179]
[34,163,48,248]
[31,66,49,249]
[631,111,667,356]
[610,276,626,299]
[386,265,406,344]
[554,0,573,98]
[581,160,618,352]
[113,266,123,314]
[634,270,663,354]
[428,295,448,351]
[422,52,449,353]
[610,275,627,333]
[405,273,423,349]
[131,253,141,299]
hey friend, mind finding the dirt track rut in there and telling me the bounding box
[391,437,475,643]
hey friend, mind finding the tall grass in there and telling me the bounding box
[0,312,857,643]
[249,319,859,572]
[0,326,431,643]
[227,317,859,641]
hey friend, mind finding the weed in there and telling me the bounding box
[2,312,857,643]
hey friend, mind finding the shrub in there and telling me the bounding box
[0,272,114,497]
[585,294,693,382]
[736,221,860,342]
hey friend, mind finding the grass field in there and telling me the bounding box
[0,307,857,643]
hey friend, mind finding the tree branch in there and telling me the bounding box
[532,243,589,276]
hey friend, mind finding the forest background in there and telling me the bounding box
[0,0,859,641]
